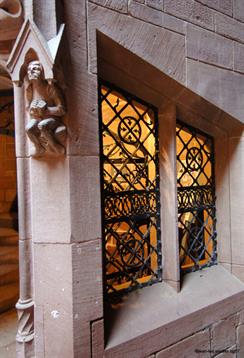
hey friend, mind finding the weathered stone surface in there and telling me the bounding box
[229,138,244,264]
[89,0,128,13]
[233,0,244,23]
[92,319,104,358]
[70,156,101,243]
[186,24,233,69]
[164,0,214,30]
[30,157,71,243]
[105,267,244,357]
[72,240,103,355]
[234,42,244,73]
[196,0,232,16]
[215,13,244,43]
[237,324,244,357]
[238,309,244,325]
[34,243,74,358]
[215,134,232,265]
[186,59,244,123]
[129,0,163,26]
[159,104,179,285]
[211,315,237,352]
[214,345,238,357]
[232,265,244,283]
[146,0,164,11]
[63,0,100,156]
[156,329,210,357]
[164,13,187,34]
[89,3,186,84]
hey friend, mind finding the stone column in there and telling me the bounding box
[13,83,35,358]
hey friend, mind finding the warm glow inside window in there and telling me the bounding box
[176,122,217,272]
[99,81,161,301]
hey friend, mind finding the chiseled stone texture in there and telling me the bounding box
[186,59,244,122]
[70,156,101,243]
[146,0,164,11]
[229,138,244,265]
[211,315,237,352]
[88,3,186,84]
[215,13,244,44]
[30,158,71,243]
[156,330,210,357]
[237,324,244,357]
[89,0,128,13]
[186,24,233,69]
[164,0,214,30]
[233,0,244,23]
[196,0,232,16]
[34,243,74,358]
[129,0,164,27]
[234,42,244,73]
[72,240,103,356]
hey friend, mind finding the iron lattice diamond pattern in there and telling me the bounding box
[177,122,217,272]
[99,81,161,300]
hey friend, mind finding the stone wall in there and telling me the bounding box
[154,310,244,358]
[18,0,244,357]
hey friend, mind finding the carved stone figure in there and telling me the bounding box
[25,60,66,157]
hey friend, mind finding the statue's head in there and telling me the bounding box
[27,60,44,81]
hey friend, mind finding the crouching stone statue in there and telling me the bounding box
[25,60,67,157]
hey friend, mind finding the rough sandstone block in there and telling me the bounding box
[156,329,210,357]
[215,13,244,43]
[164,0,214,30]
[89,0,128,13]
[234,42,244,73]
[88,3,186,84]
[34,243,74,358]
[186,59,244,123]
[233,0,244,23]
[70,156,102,242]
[146,0,164,11]
[196,0,232,16]
[229,138,244,264]
[186,24,233,69]
[237,324,244,357]
[211,315,237,352]
[129,0,164,27]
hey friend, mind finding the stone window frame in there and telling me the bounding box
[94,32,244,356]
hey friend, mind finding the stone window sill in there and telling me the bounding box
[104,265,244,357]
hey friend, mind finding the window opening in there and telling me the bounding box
[98,80,161,301]
[177,121,217,272]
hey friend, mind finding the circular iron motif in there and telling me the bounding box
[119,236,144,269]
[186,147,203,171]
[118,116,141,144]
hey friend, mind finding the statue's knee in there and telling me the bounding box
[26,123,36,135]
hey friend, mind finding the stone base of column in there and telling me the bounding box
[16,299,34,358]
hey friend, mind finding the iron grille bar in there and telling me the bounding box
[177,121,217,273]
[98,79,161,302]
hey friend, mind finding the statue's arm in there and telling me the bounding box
[45,84,66,117]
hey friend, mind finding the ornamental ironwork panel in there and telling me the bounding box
[98,80,161,301]
[177,121,217,272]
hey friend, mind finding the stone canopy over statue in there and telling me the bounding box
[25,60,67,157]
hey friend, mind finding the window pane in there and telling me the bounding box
[99,81,161,301]
[177,122,217,272]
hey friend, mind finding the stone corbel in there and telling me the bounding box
[7,18,67,158]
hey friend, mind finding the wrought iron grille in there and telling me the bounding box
[177,121,217,272]
[98,80,161,300]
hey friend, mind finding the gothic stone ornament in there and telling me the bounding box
[25,60,67,157]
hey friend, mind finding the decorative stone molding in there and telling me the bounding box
[7,18,67,157]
